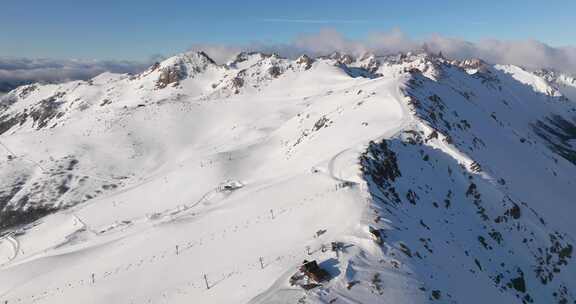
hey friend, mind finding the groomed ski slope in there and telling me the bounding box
[0,59,413,303]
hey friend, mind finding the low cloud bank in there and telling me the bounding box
[0,58,148,92]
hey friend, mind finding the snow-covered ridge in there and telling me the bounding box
[0,51,575,304]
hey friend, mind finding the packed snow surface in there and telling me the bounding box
[0,52,575,303]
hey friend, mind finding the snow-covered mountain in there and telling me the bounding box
[0,51,575,304]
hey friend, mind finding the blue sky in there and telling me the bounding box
[1,0,574,60]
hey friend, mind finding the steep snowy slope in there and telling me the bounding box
[0,52,574,304]
[334,59,576,304]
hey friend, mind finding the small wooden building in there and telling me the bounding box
[300,260,330,283]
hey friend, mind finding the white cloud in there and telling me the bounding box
[261,19,374,24]
[0,58,148,91]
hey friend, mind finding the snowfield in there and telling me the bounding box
[0,51,575,303]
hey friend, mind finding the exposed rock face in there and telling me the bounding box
[231,52,269,65]
[154,51,217,89]
[329,52,354,65]
[0,91,67,135]
[156,66,182,89]
[296,54,313,70]
[30,94,66,128]
[532,114,576,164]
[268,66,282,78]
[358,54,381,74]
[361,134,574,304]
[0,155,123,231]
[0,112,27,135]
[457,58,489,72]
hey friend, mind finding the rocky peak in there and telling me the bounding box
[156,51,216,73]
[356,53,381,73]
[534,69,576,85]
[453,58,490,74]
[228,52,279,69]
[154,51,218,89]
[231,52,264,64]
[295,54,313,70]
[328,52,355,65]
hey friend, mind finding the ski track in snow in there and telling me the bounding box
[0,235,19,267]
[1,182,352,303]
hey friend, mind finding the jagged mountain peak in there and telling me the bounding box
[327,51,355,65]
[147,51,218,88]
[449,57,490,73]
[159,50,216,68]
[227,51,286,70]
